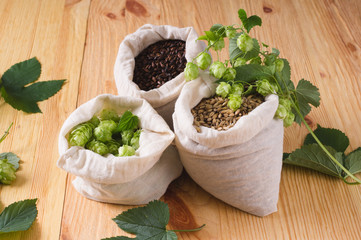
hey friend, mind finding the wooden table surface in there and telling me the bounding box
[0,0,360,239]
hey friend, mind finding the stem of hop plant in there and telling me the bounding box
[171,224,206,232]
[293,106,361,184]
[0,122,13,144]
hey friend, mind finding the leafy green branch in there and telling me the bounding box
[184,8,361,184]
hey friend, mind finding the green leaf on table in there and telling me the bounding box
[0,199,38,234]
[292,79,320,124]
[344,147,361,175]
[109,200,176,240]
[304,125,350,153]
[238,9,262,33]
[229,34,260,61]
[0,152,20,170]
[283,143,344,178]
[233,64,273,83]
[103,200,205,240]
[0,57,65,113]
[115,110,139,132]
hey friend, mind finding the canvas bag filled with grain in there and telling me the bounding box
[57,94,182,204]
[173,73,284,216]
[113,24,205,129]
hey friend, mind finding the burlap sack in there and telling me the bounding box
[57,94,182,204]
[113,24,205,129]
[173,73,284,216]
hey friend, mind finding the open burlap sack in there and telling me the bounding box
[114,24,205,129]
[173,73,284,216]
[57,94,182,204]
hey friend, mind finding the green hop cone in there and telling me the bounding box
[196,52,212,70]
[86,139,109,156]
[222,68,237,81]
[210,38,225,51]
[275,104,288,120]
[283,111,295,127]
[209,61,226,79]
[118,145,136,157]
[121,130,134,146]
[226,28,236,39]
[184,62,199,81]
[130,129,141,150]
[216,82,232,98]
[98,120,117,133]
[256,79,278,96]
[69,122,94,147]
[231,83,244,95]
[237,34,253,52]
[279,97,292,111]
[94,127,112,142]
[97,109,120,122]
[227,94,243,111]
[233,58,247,68]
[275,59,284,72]
[88,116,100,127]
[0,159,16,184]
[107,139,121,155]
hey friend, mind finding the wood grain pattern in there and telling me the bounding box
[0,0,90,239]
[0,0,360,239]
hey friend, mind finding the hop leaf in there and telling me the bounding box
[102,200,205,240]
[238,9,262,33]
[293,79,320,124]
[0,57,65,113]
[0,199,38,234]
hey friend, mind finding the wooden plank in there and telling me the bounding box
[60,0,361,239]
[0,0,90,239]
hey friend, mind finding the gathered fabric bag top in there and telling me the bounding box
[173,75,284,216]
[114,24,205,127]
[57,94,182,204]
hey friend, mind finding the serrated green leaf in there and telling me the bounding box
[233,64,273,83]
[274,58,294,92]
[1,57,41,88]
[238,9,248,24]
[304,125,350,153]
[0,57,65,113]
[283,144,343,178]
[0,199,38,234]
[229,34,260,61]
[244,15,262,32]
[237,9,262,33]
[210,24,225,37]
[292,79,320,124]
[0,152,20,170]
[0,87,41,113]
[112,200,171,240]
[344,147,361,175]
[204,31,217,41]
[115,111,139,132]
